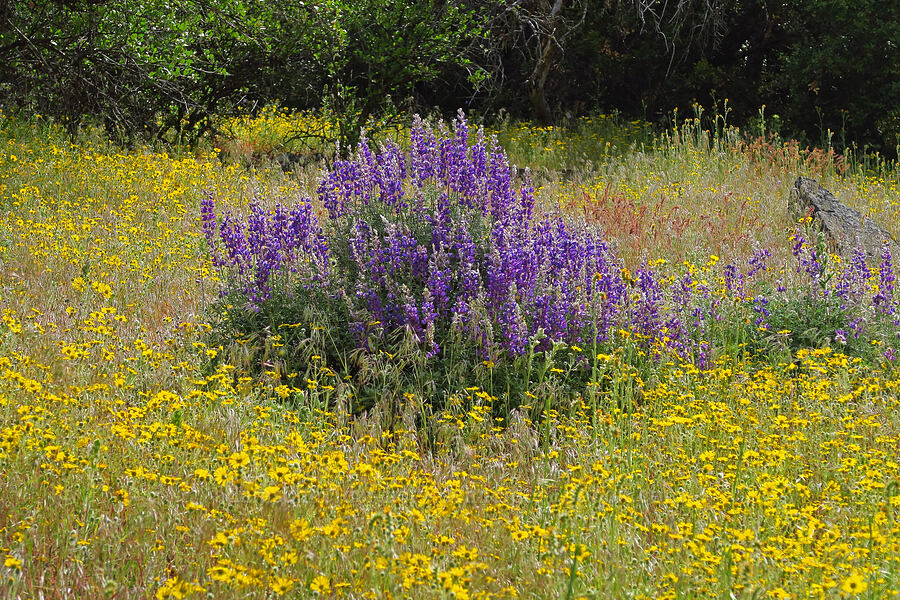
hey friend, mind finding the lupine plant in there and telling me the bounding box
[205,115,621,380]
[201,113,900,413]
[748,229,900,358]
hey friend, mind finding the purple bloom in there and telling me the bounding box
[873,244,896,315]
[747,248,771,278]
[752,295,770,327]
[724,262,744,297]
[791,230,825,285]
[202,113,900,372]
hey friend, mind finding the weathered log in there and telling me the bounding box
[788,177,900,263]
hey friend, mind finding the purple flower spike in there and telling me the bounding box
[203,113,900,372]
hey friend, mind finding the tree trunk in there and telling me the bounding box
[527,0,565,124]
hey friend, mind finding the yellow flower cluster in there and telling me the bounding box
[0,111,898,600]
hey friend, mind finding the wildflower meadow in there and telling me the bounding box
[0,107,899,600]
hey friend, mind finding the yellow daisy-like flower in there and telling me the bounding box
[155,576,205,599]
[261,485,281,502]
[228,451,250,469]
[510,529,530,541]
[4,555,22,570]
[270,576,295,596]
[840,572,867,595]
[114,488,130,506]
[310,574,331,593]
[207,564,233,582]
[268,465,290,481]
[213,466,232,485]
[452,545,479,561]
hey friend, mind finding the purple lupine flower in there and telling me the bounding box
[498,286,529,355]
[746,248,771,278]
[206,112,900,370]
[410,114,437,184]
[752,295,770,327]
[695,340,710,370]
[632,267,663,339]
[791,230,825,284]
[849,317,864,339]
[218,212,250,274]
[200,193,224,268]
[203,192,331,308]
[873,244,896,315]
[723,262,744,297]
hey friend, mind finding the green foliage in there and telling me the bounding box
[3,0,899,157]
[770,0,900,153]
[758,294,852,353]
[0,0,274,140]
[265,0,486,155]
[746,233,895,363]
[0,0,484,151]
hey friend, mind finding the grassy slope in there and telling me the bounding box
[0,110,898,599]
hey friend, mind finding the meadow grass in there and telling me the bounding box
[0,107,898,599]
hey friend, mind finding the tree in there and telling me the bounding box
[769,0,900,152]
[0,0,278,141]
[266,0,487,155]
[470,0,733,123]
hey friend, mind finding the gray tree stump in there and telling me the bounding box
[787,177,899,263]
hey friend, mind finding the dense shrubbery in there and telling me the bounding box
[201,114,899,414]
[2,1,897,155]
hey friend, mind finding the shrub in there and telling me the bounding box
[201,113,899,415]
[204,113,630,359]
